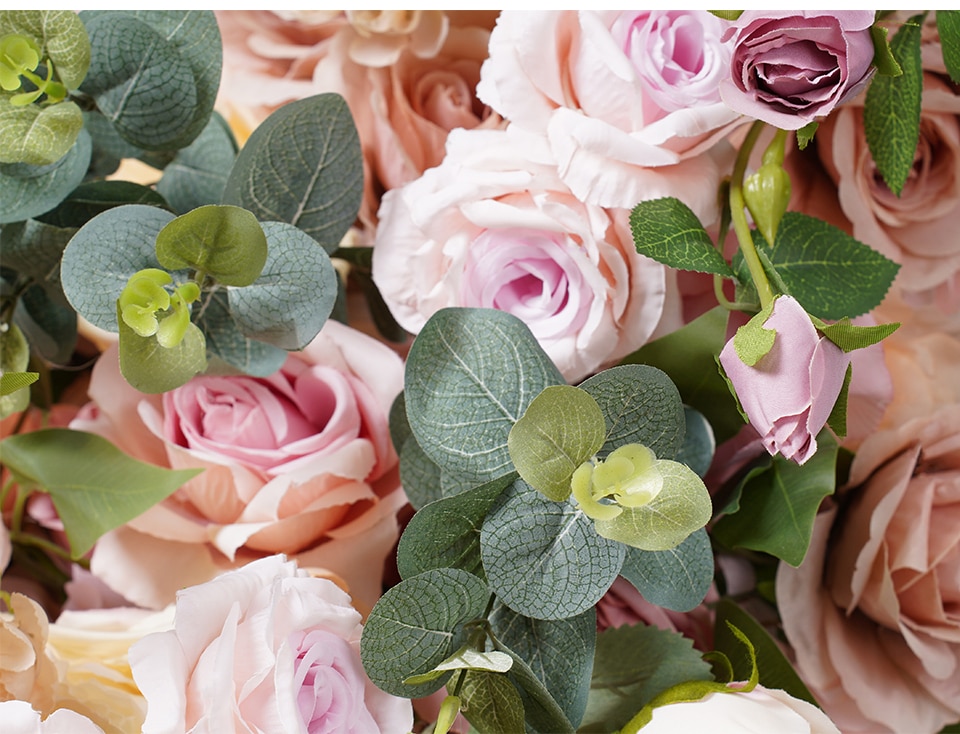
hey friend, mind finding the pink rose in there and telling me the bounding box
[476,10,741,218]
[70,320,405,614]
[718,295,850,465]
[1,701,105,734]
[719,11,875,130]
[129,555,412,734]
[371,126,677,382]
[641,684,841,733]
[777,405,960,733]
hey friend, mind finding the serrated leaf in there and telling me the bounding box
[0,128,92,224]
[360,568,488,698]
[508,385,606,502]
[221,93,363,252]
[938,11,960,83]
[674,407,715,478]
[192,289,287,377]
[593,460,712,551]
[753,212,900,319]
[0,97,84,166]
[489,604,596,729]
[712,431,838,566]
[156,204,266,287]
[227,221,337,349]
[578,623,714,733]
[630,197,733,276]
[864,13,925,196]
[578,364,687,461]
[157,111,237,214]
[60,204,177,331]
[795,121,818,150]
[36,180,169,229]
[405,308,564,481]
[117,302,207,393]
[0,428,200,557]
[619,527,713,612]
[459,670,526,734]
[870,23,902,77]
[815,317,900,352]
[481,478,624,620]
[396,473,515,581]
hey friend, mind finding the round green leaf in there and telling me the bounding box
[619,527,714,612]
[0,96,84,166]
[60,204,177,331]
[508,385,606,502]
[155,204,266,287]
[0,10,91,89]
[227,221,337,349]
[360,568,489,698]
[481,478,624,620]
[0,323,31,417]
[117,302,207,393]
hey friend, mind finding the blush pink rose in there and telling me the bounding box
[129,555,412,734]
[69,320,405,614]
[476,10,741,218]
[719,296,851,465]
[777,405,960,733]
[371,126,678,382]
[719,11,875,130]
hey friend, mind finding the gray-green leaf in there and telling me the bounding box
[157,111,237,214]
[619,527,714,612]
[458,670,526,734]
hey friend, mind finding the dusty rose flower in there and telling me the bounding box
[70,320,405,614]
[719,295,850,464]
[476,10,740,218]
[129,555,412,734]
[641,684,841,733]
[372,126,677,382]
[1,700,105,734]
[719,11,875,130]
[777,405,960,733]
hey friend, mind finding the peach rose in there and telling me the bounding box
[1,700,104,734]
[70,320,406,614]
[371,126,677,382]
[129,555,412,734]
[1,594,58,716]
[777,405,960,733]
[476,10,741,219]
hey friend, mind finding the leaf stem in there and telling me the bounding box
[729,121,776,310]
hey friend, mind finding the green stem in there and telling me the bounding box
[9,529,84,567]
[729,120,776,310]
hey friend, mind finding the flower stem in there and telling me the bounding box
[729,120,776,310]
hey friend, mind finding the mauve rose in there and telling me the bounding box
[719,11,875,130]
[476,10,740,218]
[2,700,105,734]
[129,555,412,734]
[69,320,405,614]
[719,295,851,465]
[641,684,841,733]
[371,126,677,382]
[777,405,960,733]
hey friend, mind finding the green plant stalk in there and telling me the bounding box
[729,120,776,310]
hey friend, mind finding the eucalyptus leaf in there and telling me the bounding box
[36,180,169,229]
[0,323,31,417]
[60,204,177,331]
[227,221,337,349]
[458,670,526,734]
[399,433,444,510]
[490,645,576,734]
[360,568,489,698]
[0,219,75,299]
[508,385,606,502]
[404,647,514,684]
[0,10,91,89]
[674,407,715,479]
[192,288,287,377]
[619,527,714,612]
[118,301,207,393]
[15,283,78,364]
[157,111,237,213]
[0,128,91,224]
[481,478,624,620]
[630,197,733,276]
[405,308,564,481]
[0,96,84,166]
[221,93,363,252]
[0,428,201,557]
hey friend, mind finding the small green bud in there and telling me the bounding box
[571,443,665,520]
[435,694,462,734]
[743,129,792,246]
[118,269,199,348]
[0,33,40,91]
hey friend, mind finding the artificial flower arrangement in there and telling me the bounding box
[1,8,959,734]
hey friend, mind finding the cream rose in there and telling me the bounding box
[476,10,741,219]
[129,555,412,734]
[777,405,960,733]
[69,320,405,614]
[371,126,676,382]
[1,700,105,734]
[0,594,58,717]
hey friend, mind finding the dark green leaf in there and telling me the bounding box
[458,670,526,734]
[15,283,78,364]
[619,527,714,612]
[489,642,576,734]
[36,180,169,229]
[630,197,732,276]
[0,219,75,299]
[870,23,903,77]
[0,428,200,557]
[939,11,960,83]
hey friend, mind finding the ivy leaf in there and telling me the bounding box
[938,11,960,83]
[619,527,714,612]
[396,473,515,581]
[359,568,489,699]
[712,431,838,566]
[156,111,237,214]
[405,308,564,482]
[481,478,624,620]
[864,13,925,196]
[221,93,362,252]
[578,623,714,733]
[458,670,526,734]
[508,385,606,502]
[0,428,200,557]
[630,197,733,276]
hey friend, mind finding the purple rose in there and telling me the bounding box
[719,296,850,465]
[719,11,875,130]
